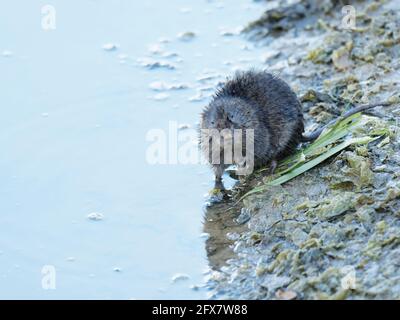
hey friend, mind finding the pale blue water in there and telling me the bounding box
[0,0,264,299]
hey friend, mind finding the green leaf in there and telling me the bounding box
[267,136,378,186]
[239,113,381,201]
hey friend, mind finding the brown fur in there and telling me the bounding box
[199,70,304,189]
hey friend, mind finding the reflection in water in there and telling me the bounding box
[203,197,247,270]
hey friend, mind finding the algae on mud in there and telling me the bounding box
[205,0,400,300]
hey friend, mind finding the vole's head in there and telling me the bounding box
[200,96,257,131]
[199,96,257,168]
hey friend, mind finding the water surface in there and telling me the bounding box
[0,0,264,299]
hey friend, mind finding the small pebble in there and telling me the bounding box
[137,57,176,70]
[160,52,179,59]
[275,289,297,300]
[374,165,387,172]
[87,212,104,221]
[219,27,241,37]
[198,86,214,93]
[158,37,171,43]
[102,43,119,51]
[220,30,235,37]
[148,43,164,54]
[202,266,212,275]
[226,232,240,241]
[177,31,196,42]
[171,273,190,283]
[261,50,281,63]
[178,124,191,130]
[149,81,189,91]
[233,242,242,253]
[190,284,203,291]
[196,74,220,83]
[168,83,189,90]
[149,81,168,91]
[235,208,251,225]
[189,92,206,102]
[199,233,210,240]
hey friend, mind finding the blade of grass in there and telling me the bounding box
[240,135,379,200]
[272,113,361,176]
[268,136,378,186]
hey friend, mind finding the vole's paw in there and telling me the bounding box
[208,189,224,203]
[269,159,278,175]
[208,188,231,203]
[209,188,222,195]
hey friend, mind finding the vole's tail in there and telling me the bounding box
[301,101,392,142]
[301,128,323,142]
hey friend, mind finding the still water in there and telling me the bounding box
[0,0,265,299]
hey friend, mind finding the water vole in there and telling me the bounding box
[199,70,304,190]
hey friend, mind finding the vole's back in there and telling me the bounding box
[215,70,304,165]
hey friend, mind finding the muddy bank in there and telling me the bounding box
[204,0,400,299]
